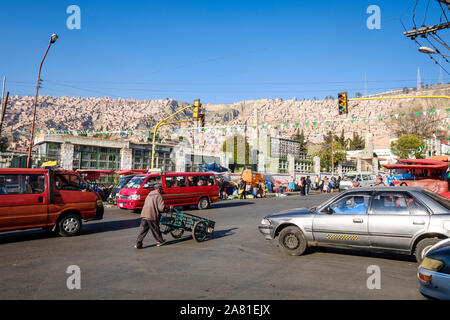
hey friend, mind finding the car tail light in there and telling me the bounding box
[96,199,103,207]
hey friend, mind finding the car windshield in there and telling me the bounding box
[118,176,133,188]
[125,176,146,189]
[423,190,450,210]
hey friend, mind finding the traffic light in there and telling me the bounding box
[193,99,201,119]
[338,92,348,115]
[198,114,205,128]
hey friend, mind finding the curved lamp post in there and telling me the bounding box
[27,34,58,168]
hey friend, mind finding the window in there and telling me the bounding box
[126,176,147,189]
[371,192,428,215]
[0,174,46,195]
[55,174,87,191]
[423,190,450,210]
[164,176,186,188]
[329,195,370,215]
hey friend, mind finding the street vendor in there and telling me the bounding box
[135,184,168,249]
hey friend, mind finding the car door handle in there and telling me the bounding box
[353,218,364,223]
[413,220,425,225]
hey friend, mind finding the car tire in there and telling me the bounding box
[400,182,408,186]
[278,226,308,256]
[197,197,209,210]
[58,213,82,237]
[415,238,441,263]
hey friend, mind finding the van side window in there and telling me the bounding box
[205,176,216,186]
[187,176,198,187]
[0,174,46,195]
[55,174,87,191]
[164,176,186,188]
[144,177,161,189]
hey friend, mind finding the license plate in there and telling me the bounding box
[119,203,123,207]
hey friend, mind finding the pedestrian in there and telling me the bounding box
[288,176,296,192]
[315,175,320,191]
[300,177,306,196]
[239,179,247,199]
[322,176,329,193]
[306,176,311,195]
[135,184,167,249]
[336,176,341,191]
[218,177,225,200]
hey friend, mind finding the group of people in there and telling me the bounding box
[287,176,312,195]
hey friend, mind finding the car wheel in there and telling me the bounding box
[278,226,308,256]
[415,238,441,263]
[400,182,408,186]
[58,213,82,237]
[197,197,209,210]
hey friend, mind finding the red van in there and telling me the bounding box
[0,168,104,237]
[117,172,219,210]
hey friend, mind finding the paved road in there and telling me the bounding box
[0,193,424,299]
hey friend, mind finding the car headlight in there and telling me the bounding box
[420,257,444,271]
[129,194,141,200]
[260,218,271,225]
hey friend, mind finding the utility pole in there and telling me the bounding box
[1,76,5,104]
[0,91,9,136]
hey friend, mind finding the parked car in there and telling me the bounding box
[107,174,136,204]
[418,238,450,299]
[0,168,104,237]
[258,187,450,262]
[339,172,377,190]
[117,172,219,210]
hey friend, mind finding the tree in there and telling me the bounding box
[391,134,425,159]
[0,136,8,152]
[291,129,307,154]
[313,131,346,172]
[387,105,441,140]
[347,132,365,150]
[335,128,348,150]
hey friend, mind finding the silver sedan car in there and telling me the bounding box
[258,187,450,262]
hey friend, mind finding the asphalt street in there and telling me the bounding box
[0,193,424,300]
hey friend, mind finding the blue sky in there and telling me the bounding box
[0,0,449,104]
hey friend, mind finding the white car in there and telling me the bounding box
[339,173,377,190]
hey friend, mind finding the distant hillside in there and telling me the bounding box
[2,84,450,151]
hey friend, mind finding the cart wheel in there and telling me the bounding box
[192,221,208,242]
[160,225,172,234]
[170,228,184,239]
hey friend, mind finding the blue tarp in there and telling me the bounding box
[199,162,228,173]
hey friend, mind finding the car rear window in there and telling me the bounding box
[423,190,450,210]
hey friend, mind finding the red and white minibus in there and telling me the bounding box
[117,172,219,210]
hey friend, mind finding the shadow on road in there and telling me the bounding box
[0,218,142,245]
[312,246,417,263]
[212,201,255,209]
[141,227,238,249]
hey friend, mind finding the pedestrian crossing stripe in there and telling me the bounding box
[326,234,359,241]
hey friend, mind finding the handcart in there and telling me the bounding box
[159,208,215,242]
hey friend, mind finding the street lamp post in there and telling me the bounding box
[418,46,450,57]
[27,34,58,168]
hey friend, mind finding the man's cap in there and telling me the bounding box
[154,184,162,189]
